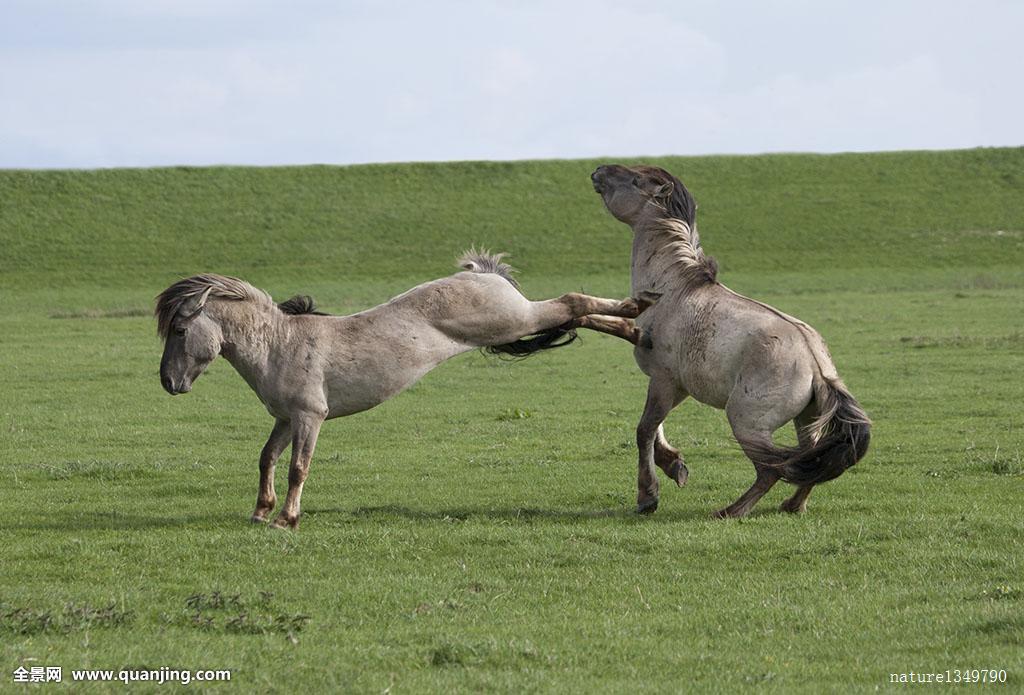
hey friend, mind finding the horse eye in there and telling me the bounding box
[631,177,640,187]
[174,327,187,337]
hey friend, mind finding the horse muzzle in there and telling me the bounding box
[160,374,191,395]
[592,165,619,194]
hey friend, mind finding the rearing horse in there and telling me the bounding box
[591,164,871,518]
[156,250,654,529]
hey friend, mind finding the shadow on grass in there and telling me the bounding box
[313,504,715,524]
[10,502,788,531]
[975,616,1024,644]
[7,510,245,531]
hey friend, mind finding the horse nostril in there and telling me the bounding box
[161,374,175,393]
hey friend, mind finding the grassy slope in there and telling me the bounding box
[1,148,1022,693]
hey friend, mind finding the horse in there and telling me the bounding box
[590,164,871,518]
[156,250,656,529]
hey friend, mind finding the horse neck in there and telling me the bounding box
[630,217,702,295]
[209,300,282,379]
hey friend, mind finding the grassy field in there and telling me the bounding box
[1,148,1022,692]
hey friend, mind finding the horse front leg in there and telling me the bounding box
[654,423,688,487]
[635,377,683,514]
[270,413,324,530]
[251,418,291,523]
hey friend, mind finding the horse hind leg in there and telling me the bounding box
[571,315,655,349]
[714,375,817,519]
[530,291,658,330]
[780,406,818,514]
[780,485,813,514]
[714,403,785,518]
[711,458,780,519]
[252,418,290,523]
[569,315,632,340]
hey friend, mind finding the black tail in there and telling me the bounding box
[278,295,329,316]
[485,325,578,359]
[746,381,871,486]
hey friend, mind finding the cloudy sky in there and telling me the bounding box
[1,0,1021,168]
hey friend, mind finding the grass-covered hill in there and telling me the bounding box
[2,148,1022,303]
[1,148,1022,692]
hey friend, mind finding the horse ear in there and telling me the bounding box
[179,286,213,318]
[652,182,674,199]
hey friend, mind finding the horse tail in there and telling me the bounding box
[485,324,578,358]
[745,378,871,486]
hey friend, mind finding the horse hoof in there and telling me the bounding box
[710,508,733,520]
[636,290,662,307]
[780,500,807,514]
[668,460,688,487]
[269,515,299,530]
[250,513,268,524]
[636,498,659,515]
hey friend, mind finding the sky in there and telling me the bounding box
[1,0,1021,169]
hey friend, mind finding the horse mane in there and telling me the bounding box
[155,274,272,338]
[625,166,713,287]
[647,218,718,287]
[457,248,520,289]
[635,165,697,227]
[278,295,328,316]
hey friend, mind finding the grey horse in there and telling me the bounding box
[156,250,654,529]
[591,164,870,517]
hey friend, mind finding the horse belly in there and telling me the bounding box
[636,305,735,409]
[322,362,430,417]
[677,359,732,409]
[321,333,466,418]
[631,339,660,377]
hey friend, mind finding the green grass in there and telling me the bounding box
[1,148,1023,692]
